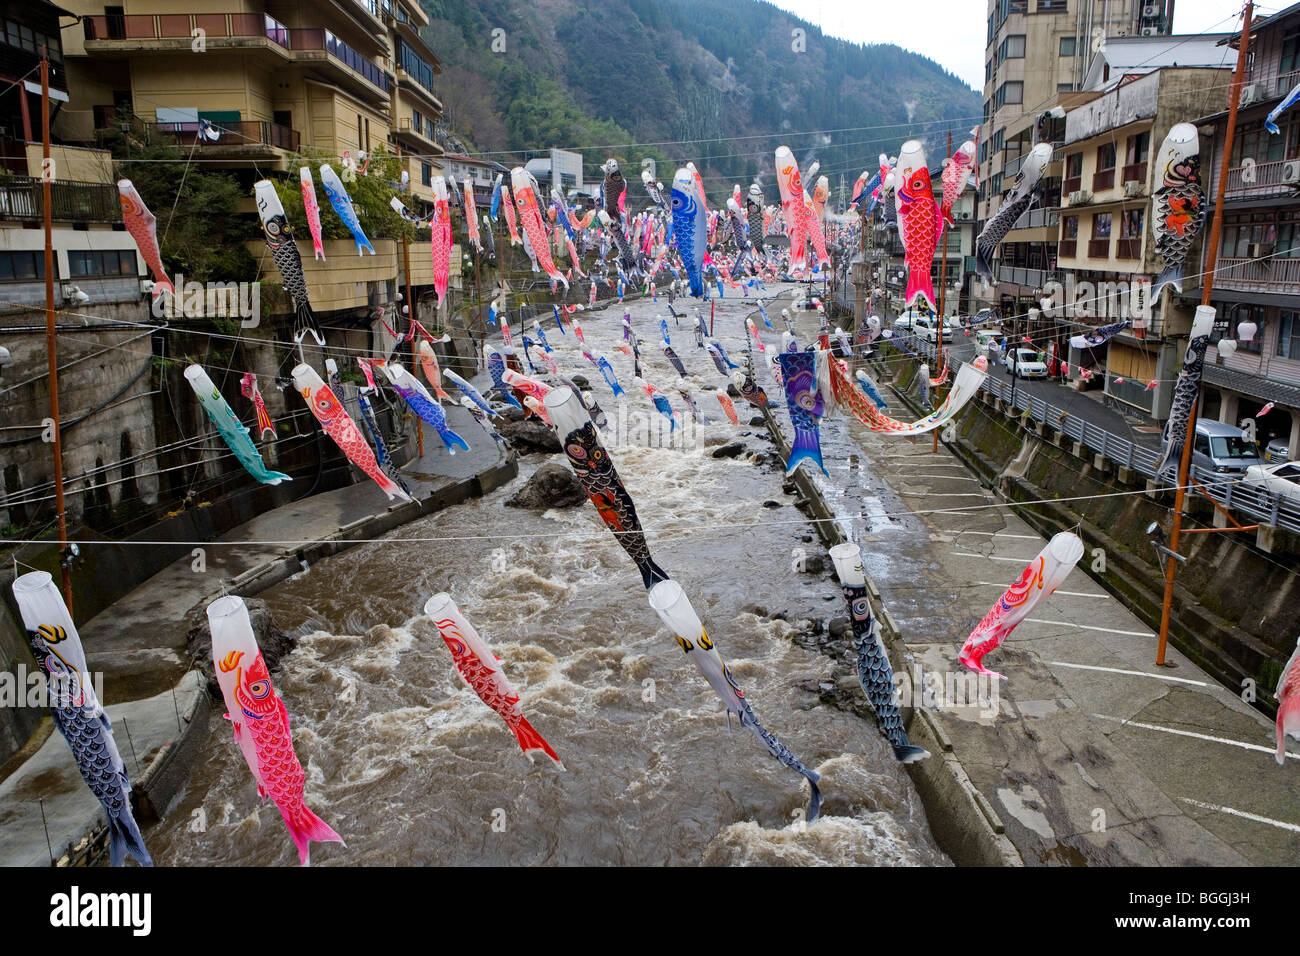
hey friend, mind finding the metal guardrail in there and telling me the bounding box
[888,334,1300,534]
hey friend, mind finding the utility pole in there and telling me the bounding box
[401,232,422,458]
[1156,1,1253,667]
[41,52,72,609]
[934,129,952,453]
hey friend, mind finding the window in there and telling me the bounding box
[412,107,422,132]
[992,129,1004,153]
[1066,153,1083,177]
[991,172,1003,195]
[396,37,436,94]
[1120,209,1144,238]
[1058,82,1074,92]
[1126,132,1150,165]
[68,249,136,277]
[421,162,431,186]
[1280,311,1300,359]
[999,35,1026,62]
[986,58,994,82]
[1060,36,1076,57]
[0,251,47,281]
[1063,215,1078,238]
[1038,0,1068,10]
[995,81,1023,108]
[1097,142,1116,170]
[1233,119,1290,166]
[1092,213,1112,238]
[1282,31,1300,74]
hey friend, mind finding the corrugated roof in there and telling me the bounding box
[1203,363,1300,407]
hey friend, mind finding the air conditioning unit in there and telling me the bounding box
[1141,27,1159,36]
[1068,189,1092,204]
[958,210,972,220]
[1239,84,1261,107]
[1283,160,1300,184]
[1142,4,1161,17]
[1124,180,1143,197]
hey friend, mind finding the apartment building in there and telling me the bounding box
[1191,2,1300,459]
[1058,65,1229,418]
[976,0,1176,316]
[0,0,144,312]
[53,0,451,322]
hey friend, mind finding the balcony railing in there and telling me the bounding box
[1058,238,1077,258]
[0,177,120,223]
[1215,255,1300,294]
[1011,207,1060,230]
[84,12,291,49]
[1088,237,1112,258]
[1062,175,1081,195]
[996,265,1061,288]
[148,120,299,152]
[1092,168,1116,191]
[1115,237,1141,259]
[1225,158,1299,200]
[1121,161,1147,186]
[292,29,390,92]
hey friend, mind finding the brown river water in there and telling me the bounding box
[146,283,949,866]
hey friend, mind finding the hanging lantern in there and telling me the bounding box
[1237,317,1257,342]
[1218,338,1238,358]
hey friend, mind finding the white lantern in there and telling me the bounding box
[1217,338,1238,358]
[1237,318,1257,342]
[1028,307,1041,324]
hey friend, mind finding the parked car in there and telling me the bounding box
[892,309,926,332]
[1187,420,1265,476]
[1243,460,1300,502]
[893,311,941,342]
[1004,347,1048,378]
[1264,437,1291,462]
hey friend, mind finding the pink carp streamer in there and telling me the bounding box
[959,533,1085,679]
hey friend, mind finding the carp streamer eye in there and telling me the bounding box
[852,597,872,619]
[566,442,587,460]
[797,391,818,411]
[249,679,271,700]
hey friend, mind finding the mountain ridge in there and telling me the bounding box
[421,0,980,201]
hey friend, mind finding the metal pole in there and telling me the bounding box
[935,129,951,454]
[401,233,422,458]
[41,54,72,610]
[1156,1,1252,667]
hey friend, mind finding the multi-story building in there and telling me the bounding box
[1191,1,1300,459]
[1057,65,1229,418]
[440,153,510,208]
[54,0,452,321]
[1,0,143,312]
[976,0,1177,317]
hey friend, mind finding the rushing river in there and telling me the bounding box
[147,283,949,866]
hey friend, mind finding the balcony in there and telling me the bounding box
[147,119,299,153]
[1058,238,1077,258]
[996,265,1061,288]
[1092,168,1115,191]
[1224,158,1299,201]
[0,177,119,223]
[291,29,390,94]
[1115,238,1141,259]
[83,12,292,51]
[1121,162,1147,186]
[1011,207,1060,230]
[1088,238,1111,258]
[1214,256,1300,295]
[1062,175,1081,195]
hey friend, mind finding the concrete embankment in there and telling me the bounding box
[0,404,515,866]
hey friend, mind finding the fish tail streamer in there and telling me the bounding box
[440,425,471,454]
[786,425,828,477]
[905,270,936,313]
[510,716,564,769]
[893,744,931,763]
[958,642,1006,681]
[1152,262,1184,297]
[974,242,996,282]
[106,805,154,868]
[294,301,325,345]
[738,704,823,822]
[636,553,671,591]
[150,278,176,298]
[283,803,345,866]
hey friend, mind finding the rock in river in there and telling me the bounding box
[506,463,586,509]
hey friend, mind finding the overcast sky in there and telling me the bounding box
[764,0,1251,90]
